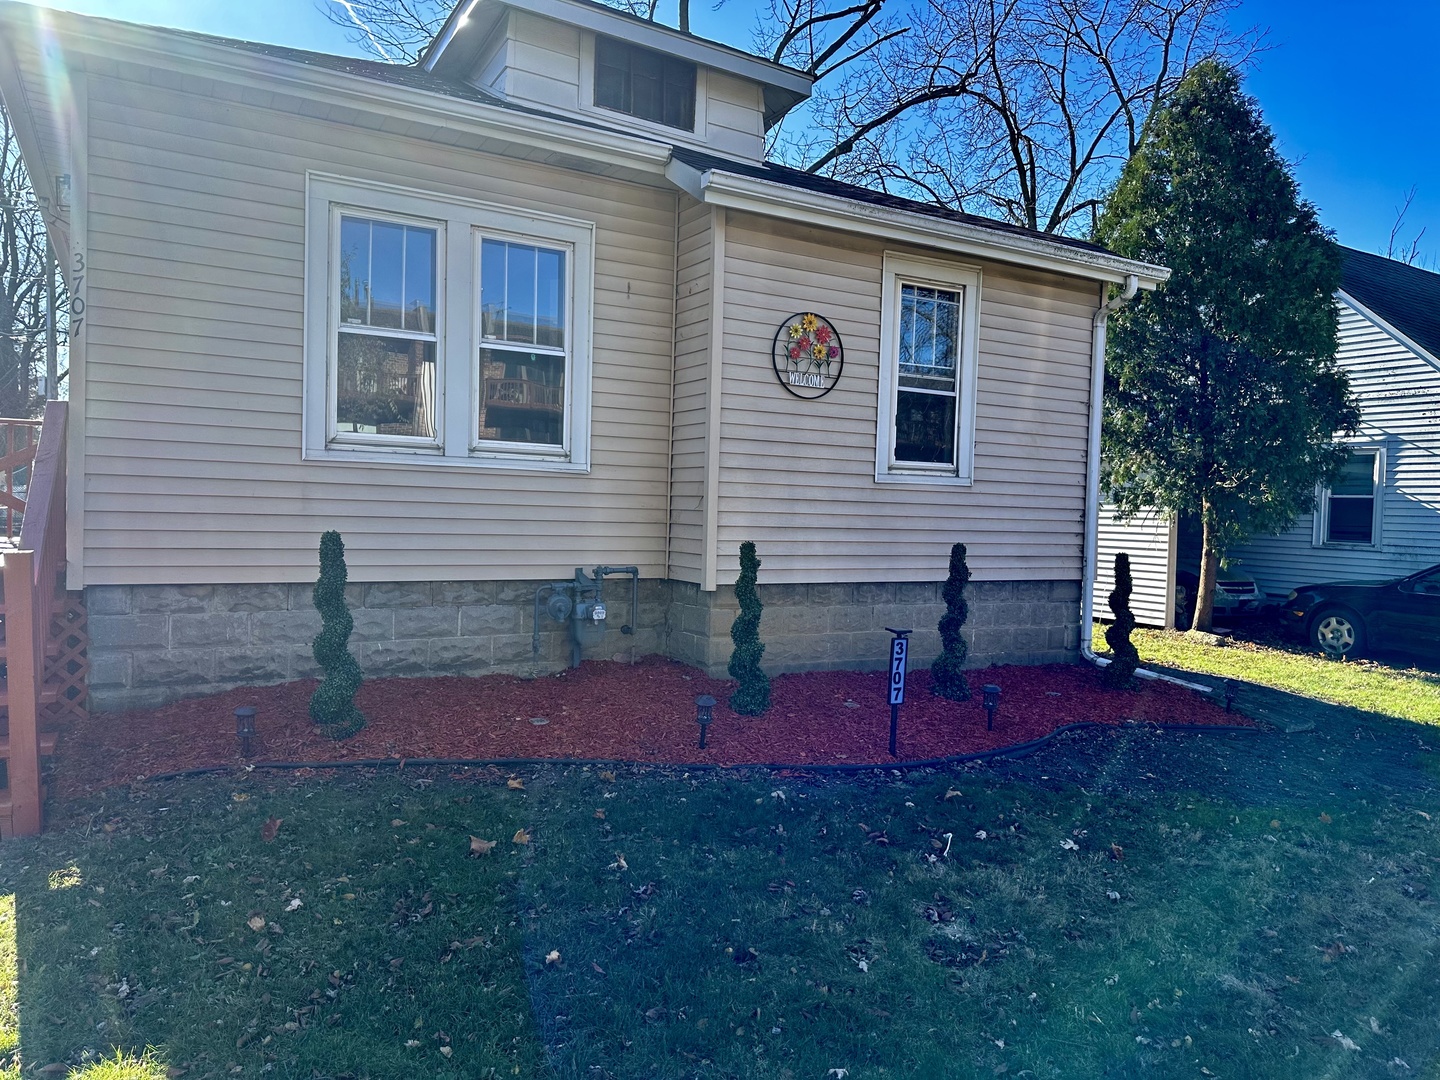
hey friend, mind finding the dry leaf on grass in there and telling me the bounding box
[390,819,406,827]
[545,950,561,964]
[507,778,525,791]
[944,789,963,800]
[513,828,532,845]
[594,809,606,820]
[1060,838,1080,851]
[598,770,617,783]
[246,916,266,932]
[260,817,283,842]
[1330,1031,1361,1051]
[1319,812,1332,824]
[469,836,496,856]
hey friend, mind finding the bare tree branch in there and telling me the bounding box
[1386,186,1427,267]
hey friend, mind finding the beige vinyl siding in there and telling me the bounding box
[1230,299,1440,593]
[1094,506,1175,628]
[704,72,764,161]
[500,12,583,112]
[714,213,1098,585]
[668,199,713,582]
[81,62,678,586]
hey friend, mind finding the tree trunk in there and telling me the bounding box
[678,0,689,33]
[1192,501,1219,632]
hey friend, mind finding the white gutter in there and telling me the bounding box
[1081,276,1213,695]
[668,158,1171,288]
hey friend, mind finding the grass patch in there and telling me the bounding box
[1094,623,1440,724]
[1,758,1438,1078]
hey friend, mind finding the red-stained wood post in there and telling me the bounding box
[4,549,43,836]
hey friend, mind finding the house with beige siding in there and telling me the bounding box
[0,0,1166,711]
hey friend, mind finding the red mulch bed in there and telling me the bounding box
[54,657,1247,798]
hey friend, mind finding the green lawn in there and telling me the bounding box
[1095,624,1440,724]
[3,751,1439,1079]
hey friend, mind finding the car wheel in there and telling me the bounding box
[1310,607,1366,659]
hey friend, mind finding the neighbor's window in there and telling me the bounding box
[477,238,569,451]
[305,175,594,471]
[875,254,981,484]
[594,35,696,131]
[1321,448,1381,545]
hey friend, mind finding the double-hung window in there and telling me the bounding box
[875,253,981,484]
[304,174,594,472]
[1316,446,1383,547]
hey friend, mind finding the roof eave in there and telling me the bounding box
[667,158,1170,288]
[1337,289,1440,374]
[423,0,812,102]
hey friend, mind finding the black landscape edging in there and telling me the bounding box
[133,719,1260,785]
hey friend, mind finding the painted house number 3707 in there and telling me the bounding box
[70,249,86,340]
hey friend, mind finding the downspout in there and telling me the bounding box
[1080,275,1213,694]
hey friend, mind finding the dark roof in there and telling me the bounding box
[669,147,1117,259]
[1339,246,1440,364]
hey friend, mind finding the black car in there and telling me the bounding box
[1280,563,1440,660]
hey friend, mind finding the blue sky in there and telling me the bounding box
[27,0,1440,266]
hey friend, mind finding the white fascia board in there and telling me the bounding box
[1337,289,1440,374]
[428,0,812,99]
[669,159,1170,288]
[16,7,673,179]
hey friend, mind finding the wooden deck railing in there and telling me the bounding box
[1,401,68,837]
[0,417,41,542]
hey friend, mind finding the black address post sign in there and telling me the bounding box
[886,627,911,758]
[772,312,844,399]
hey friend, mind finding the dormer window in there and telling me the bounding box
[594,35,696,131]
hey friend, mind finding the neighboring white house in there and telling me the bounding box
[1096,247,1440,626]
[0,0,1166,710]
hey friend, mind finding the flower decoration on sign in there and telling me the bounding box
[772,312,844,399]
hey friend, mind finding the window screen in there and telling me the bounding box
[594,35,696,131]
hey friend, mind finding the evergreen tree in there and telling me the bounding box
[1095,61,1359,632]
[1102,553,1141,690]
[727,541,770,716]
[930,542,971,701]
[310,530,365,738]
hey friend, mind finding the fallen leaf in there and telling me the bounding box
[469,836,497,856]
[1330,1031,1360,1051]
[1109,843,1125,861]
[285,898,303,912]
[607,854,628,871]
[1060,838,1080,851]
[231,793,249,802]
[513,829,532,845]
[260,817,283,842]
[438,1046,452,1058]
[598,770,617,783]
[944,789,962,800]
[507,778,525,791]
[594,809,606,820]
[390,819,406,827]
[1414,809,1431,821]
[975,830,987,840]
[1319,812,1332,824]
[545,950,561,964]
[246,916,266,932]
[592,961,606,974]
[1270,819,1282,829]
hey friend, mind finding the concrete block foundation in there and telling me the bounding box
[85,577,1082,712]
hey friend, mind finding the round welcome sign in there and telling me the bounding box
[772,312,844,399]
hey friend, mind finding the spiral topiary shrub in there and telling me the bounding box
[930,542,971,701]
[310,530,365,738]
[727,541,770,716]
[1102,552,1141,690]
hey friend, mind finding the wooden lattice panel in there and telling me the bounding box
[41,592,88,725]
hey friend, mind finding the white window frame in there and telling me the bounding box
[875,252,981,486]
[1313,442,1385,549]
[304,173,595,473]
